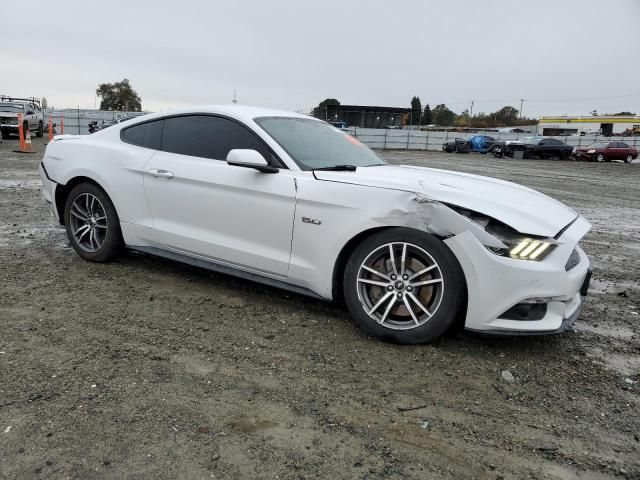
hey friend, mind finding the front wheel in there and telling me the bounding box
[343,228,465,344]
[596,153,605,162]
[64,183,123,262]
[36,121,43,137]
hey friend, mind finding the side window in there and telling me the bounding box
[618,142,629,148]
[161,115,272,162]
[121,120,164,150]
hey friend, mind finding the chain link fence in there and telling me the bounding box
[346,127,640,151]
[38,108,640,151]
[43,108,148,135]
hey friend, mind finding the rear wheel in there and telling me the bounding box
[343,228,465,344]
[63,183,123,262]
[625,154,633,163]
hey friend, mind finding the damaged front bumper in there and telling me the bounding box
[39,161,61,222]
[444,215,591,335]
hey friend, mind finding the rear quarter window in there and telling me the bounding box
[121,120,164,150]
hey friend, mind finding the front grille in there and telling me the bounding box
[565,248,580,271]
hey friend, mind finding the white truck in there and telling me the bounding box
[0,96,44,140]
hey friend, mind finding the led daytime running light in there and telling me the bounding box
[509,239,552,260]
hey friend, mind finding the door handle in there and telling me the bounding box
[148,169,174,179]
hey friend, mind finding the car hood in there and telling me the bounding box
[314,165,577,237]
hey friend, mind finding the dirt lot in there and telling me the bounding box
[1,137,639,480]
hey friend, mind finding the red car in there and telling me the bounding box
[573,141,637,163]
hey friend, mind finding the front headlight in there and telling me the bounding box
[450,206,556,261]
[487,233,555,260]
[587,149,596,153]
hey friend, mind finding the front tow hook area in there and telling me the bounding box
[580,269,592,296]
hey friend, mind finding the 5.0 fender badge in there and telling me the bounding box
[302,217,322,225]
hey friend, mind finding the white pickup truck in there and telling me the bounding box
[0,96,44,140]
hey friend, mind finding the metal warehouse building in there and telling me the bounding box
[539,115,640,136]
[315,105,412,128]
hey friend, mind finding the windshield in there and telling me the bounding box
[255,117,386,170]
[0,103,24,113]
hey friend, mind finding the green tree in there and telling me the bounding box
[410,96,421,125]
[455,109,469,128]
[421,104,432,125]
[493,106,519,125]
[432,104,456,126]
[96,78,142,111]
[313,98,340,120]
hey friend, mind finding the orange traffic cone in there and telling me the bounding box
[24,129,33,153]
[47,117,53,142]
[14,114,36,154]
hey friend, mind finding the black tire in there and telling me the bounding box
[343,228,465,344]
[63,182,123,262]
[23,122,29,140]
[625,154,633,164]
[36,121,43,138]
[596,153,605,162]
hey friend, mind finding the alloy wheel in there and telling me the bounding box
[356,242,444,330]
[69,193,108,252]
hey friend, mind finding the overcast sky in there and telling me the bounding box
[3,0,639,117]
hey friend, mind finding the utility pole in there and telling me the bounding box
[469,100,475,128]
[232,89,238,104]
[519,98,525,119]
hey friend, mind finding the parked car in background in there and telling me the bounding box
[443,137,469,153]
[492,137,573,159]
[573,141,637,163]
[40,105,592,344]
[89,117,139,133]
[0,96,44,139]
[443,135,496,154]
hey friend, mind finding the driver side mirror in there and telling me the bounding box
[226,149,278,173]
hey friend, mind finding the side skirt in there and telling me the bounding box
[128,245,328,301]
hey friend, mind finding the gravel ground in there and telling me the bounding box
[1,137,639,480]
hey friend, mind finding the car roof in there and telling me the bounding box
[125,104,313,126]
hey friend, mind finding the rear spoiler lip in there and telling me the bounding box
[53,134,83,141]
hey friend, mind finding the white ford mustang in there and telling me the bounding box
[39,105,592,344]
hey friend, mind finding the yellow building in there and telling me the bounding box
[538,116,640,136]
